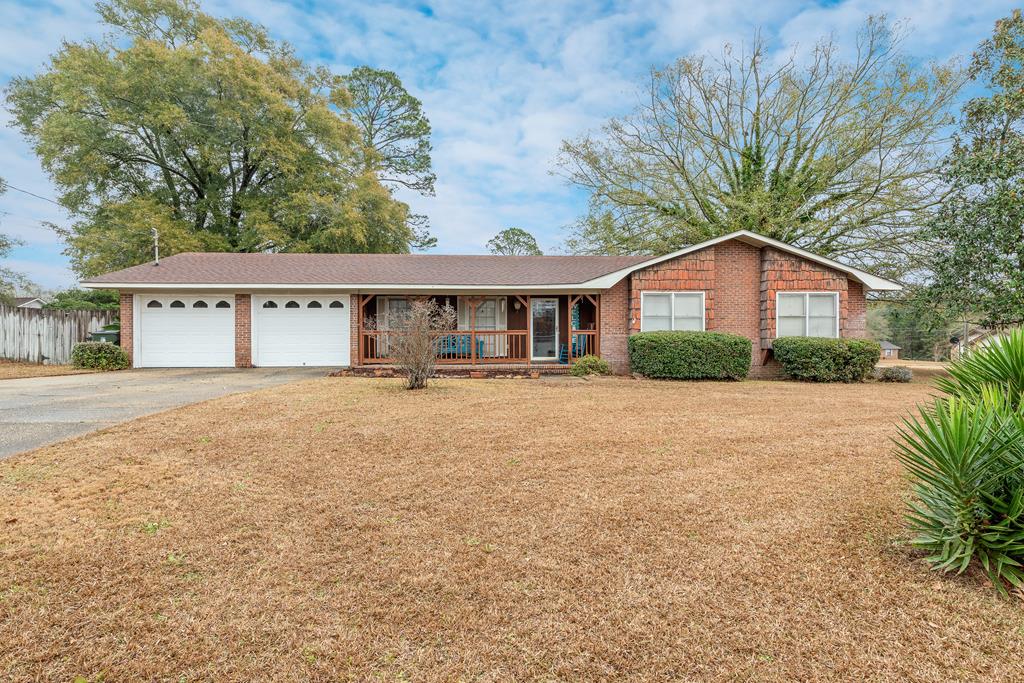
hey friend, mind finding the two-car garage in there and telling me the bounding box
[134,294,350,368]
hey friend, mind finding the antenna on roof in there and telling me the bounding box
[152,227,160,266]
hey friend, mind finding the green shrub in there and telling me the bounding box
[71,342,130,370]
[895,330,1024,595]
[570,354,611,377]
[628,331,751,380]
[772,337,880,382]
[874,365,913,383]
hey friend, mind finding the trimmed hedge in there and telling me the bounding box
[570,354,611,377]
[71,342,130,370]
[628,331,752,380]
[772,337,880,383]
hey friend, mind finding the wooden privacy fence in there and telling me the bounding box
[0,304,116,365]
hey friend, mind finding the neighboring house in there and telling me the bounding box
[81,230,901,377]
[950,326,1021,360]
[13,296,44,309]
[879,340,901,359]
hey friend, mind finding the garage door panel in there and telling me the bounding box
[254,296,349,367]
[138,295,235,368]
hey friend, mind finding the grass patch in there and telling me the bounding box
[0,361,97,380]
[0,375,1020,680]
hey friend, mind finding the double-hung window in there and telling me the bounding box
[640,292,704,332]
[777,292,838,338]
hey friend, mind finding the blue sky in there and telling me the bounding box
[0,0,1017,290]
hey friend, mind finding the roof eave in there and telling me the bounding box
[581,230,903,292]
[80,282,609,292]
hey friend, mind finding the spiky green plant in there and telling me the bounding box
[895,398,1024,594]
[937,329,1024,409]
[895,329,1024,595]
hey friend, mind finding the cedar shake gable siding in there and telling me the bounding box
[625,238,868,377]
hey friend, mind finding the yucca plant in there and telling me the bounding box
[895,329,1024,596]
[937,329,1024,409]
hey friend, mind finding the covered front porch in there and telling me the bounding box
[356,293,601,367]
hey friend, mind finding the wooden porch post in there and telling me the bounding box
[469,297,477,365]
[356,293,363,365]
[568,294,581,362]
[526,295,532,368]
[594,294,601,357]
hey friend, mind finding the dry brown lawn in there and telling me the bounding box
[0,361,96,380]
[1,375,1022,681]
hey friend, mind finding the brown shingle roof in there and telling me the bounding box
[82,252,651,287]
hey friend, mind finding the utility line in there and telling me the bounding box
[0,182,63,206]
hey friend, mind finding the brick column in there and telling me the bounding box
[349,294,360,367]
[846,282,867,338]
[119,292,134,366]
[599,279,630,374]
[235,294,252,368]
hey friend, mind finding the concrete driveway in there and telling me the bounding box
[0,368,327,459]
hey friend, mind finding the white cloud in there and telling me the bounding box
[0,0,1018,288]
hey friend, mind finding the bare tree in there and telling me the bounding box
[384,299,457,389]
[556,17,965,280]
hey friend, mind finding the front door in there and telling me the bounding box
[531,297,559,360]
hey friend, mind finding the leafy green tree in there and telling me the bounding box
[557,18,964,279]
[6,0,424,278]
[926,10,1024,328]
[342,66,437,250]
[486,227,543,255]
[44,288,120,311]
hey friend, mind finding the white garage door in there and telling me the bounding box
[138,295,235,367]
[253,296,350,367]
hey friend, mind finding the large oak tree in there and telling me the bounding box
[557,18,964,279]
[6,0,429,277]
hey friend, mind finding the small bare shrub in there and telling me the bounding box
[383,299,457,390]
[874,366,913,383]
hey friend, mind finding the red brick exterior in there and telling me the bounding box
[709,241,771,375]
[618,238,869,378]
[846,282,867,339]
[349,294,360,366]
[759,247,851,348]
[119,292,133,366]
[628,250,715,332]
[599,279,630,374]
[234,294,252,368]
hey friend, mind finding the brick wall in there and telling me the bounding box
[707,241,766,373]
[599,279,630,374]
[628,249,715,332]
[350,294,360,366]
[614,239,863,378]
[119,292,133,366]
[234,294,252,368]
[846,282,867,339]
[759,247,850,349]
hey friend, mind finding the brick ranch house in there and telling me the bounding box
[81,230,901,377]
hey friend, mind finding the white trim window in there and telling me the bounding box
[776,292,839,338]
[640,292,705,332]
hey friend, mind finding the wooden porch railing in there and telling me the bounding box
[569,329,598,361]
[361,329,529,365]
